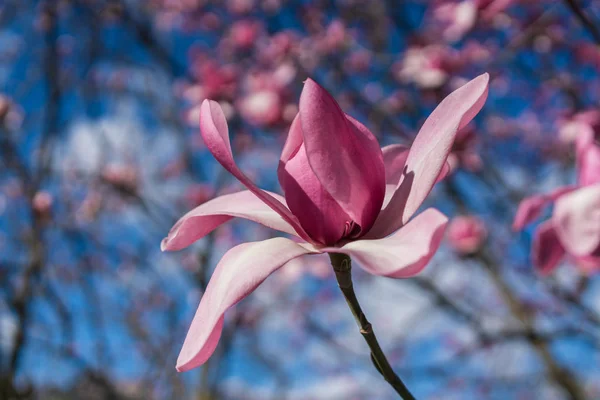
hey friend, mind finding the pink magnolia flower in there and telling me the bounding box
[238,89,282,127]
[394,45,459,89]
[575,121,600,187]
[514,127,600,274]
[557,110,600,145]
[162,74,489,371]
[32,191,53,216]
[228,20,261,50]
[101,164,139,193]
[447,215,487,255]
[432,0,478,43]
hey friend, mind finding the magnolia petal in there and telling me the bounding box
[367,74,489,239]
[437,161,452,183]
[382,144,410,185]
[199,100,312,242]
[553,183,600,256]
[278,115,352,244]
[298,79,385,234]
[513,194,550,232]
[532,221,565,275]
[176,238,318,372]
[325,208,447,278]
[578,144,600,187]
[512,185,576,231]
[161,190,300,251]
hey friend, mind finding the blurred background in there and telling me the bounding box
[1,0,600,399]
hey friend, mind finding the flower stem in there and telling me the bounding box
[329,253,416,400]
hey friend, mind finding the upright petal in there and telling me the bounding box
[278,115,351,245]
[176,238,318,372]
[553,183,600,256]
[367,74,489,239]
[578,144,600,187]
[382,144,410,186]
[200,100,312,243]
[161,190,300,251]
[532,221,565,275]
[324,208,448,278]
[298,79,386,235]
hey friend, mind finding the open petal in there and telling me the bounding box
[368,74,489,239]
[325,208,448,278]
[532,221,565,275]
[200,100,312,242]
[298,79,385,234]
[176,238,318,372]
[161,190,300,251]
[553,183,600,256]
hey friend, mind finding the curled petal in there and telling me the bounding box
[161,190,300,251]
[325,208,448,278]
[532,221,565,275]
[554,183,600,257]
[199,100,312,242]
[368,74,489,239]
[176,238,318,372]
[298,79,385,235]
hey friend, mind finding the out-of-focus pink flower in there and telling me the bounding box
[229,20,261,50]
[238,89,282,127]
[162,74,489,371]
[32,191,53,215]
[395,45,459,89]
[575,42,600,70]
[227,0,254,14]
[557,110,600,145]
[101,164,139,193]
[575,121,600,187]
[190,59,238,100]
[321,20,348,51]
[515,131,600,274]
[257,31,297,63]
[476,0,518,20]
[447,215,487,255]
[432,1,478,43]
[345,50,372,73]
[237,65,296,127]
[447,126,483,173]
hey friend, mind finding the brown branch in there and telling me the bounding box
[329,253,416,400]
[562,0,600,45]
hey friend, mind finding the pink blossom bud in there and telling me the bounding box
[447,215,487,255]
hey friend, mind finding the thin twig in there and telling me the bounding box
[329,253,416,400]
[562,0,600,45]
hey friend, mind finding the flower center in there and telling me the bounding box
[343,220,362,239]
